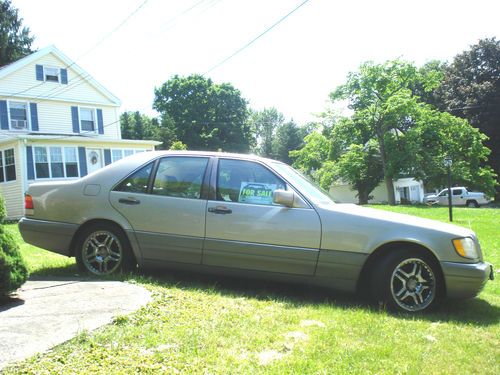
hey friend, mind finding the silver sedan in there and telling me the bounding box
[19,151,494,313]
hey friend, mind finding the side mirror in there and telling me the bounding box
[273,189,294,207]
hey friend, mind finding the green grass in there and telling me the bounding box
[4,206,500,374]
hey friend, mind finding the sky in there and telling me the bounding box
[11,0,500,124]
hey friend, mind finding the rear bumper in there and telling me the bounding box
[441,261,494,299]
[18,217,78,257]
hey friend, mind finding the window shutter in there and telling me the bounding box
[71,106,80,133]
[97,109,104,134]
[61,69,68,84]
[30,103,39,131]
[0,101,8,130]
[36,65,44,81]
[26,146,35,180]
[78,147,87,177]
[104,149,111,165]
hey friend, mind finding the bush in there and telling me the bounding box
[0,196,28,297]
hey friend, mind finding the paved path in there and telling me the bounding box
[0,277,151,371]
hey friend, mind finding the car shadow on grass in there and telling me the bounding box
[29,264,499,327]
[134,267,500,327]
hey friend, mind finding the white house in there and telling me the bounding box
[330,178,425,204]
[0,46,160,219]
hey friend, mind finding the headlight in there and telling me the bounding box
[452,238,478,259]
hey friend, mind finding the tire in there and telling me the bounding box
[371,249,442,313]
[75,223,135,276]
[466,200,479,208]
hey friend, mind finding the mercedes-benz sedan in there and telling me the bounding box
[19,151,494,313]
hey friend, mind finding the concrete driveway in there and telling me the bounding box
[0,277,151,371]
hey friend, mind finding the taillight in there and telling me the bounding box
[25,194,34,209]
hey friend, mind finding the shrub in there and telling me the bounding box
[0,196,28,297]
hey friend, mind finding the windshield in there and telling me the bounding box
[270,162,334,205]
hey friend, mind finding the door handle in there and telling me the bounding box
[208,206,232,214]
[118,197,141,205]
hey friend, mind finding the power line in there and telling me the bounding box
[2,0,151,100]
[203,0,311,76]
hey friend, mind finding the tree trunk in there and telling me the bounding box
[385,176,396,205]
[376,134,395,205]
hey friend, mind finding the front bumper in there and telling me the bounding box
[441,261,494,299]
[18,217,78,257]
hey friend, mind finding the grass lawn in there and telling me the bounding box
[4,206,499,374]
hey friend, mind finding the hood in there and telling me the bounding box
[320,203,474,238]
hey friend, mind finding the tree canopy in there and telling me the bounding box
[0,0,34,66]
[435,38,500,198]
[292,59,496,204]
[153,75,252,152]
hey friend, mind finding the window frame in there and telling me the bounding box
[43,65,61,83]
[214,158,288,206]
[79,107,97,133]
[0,148,16,183]
[150,156,210,200]
[33,146,80,180]
[7,100,30,131]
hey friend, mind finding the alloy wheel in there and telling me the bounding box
[82,230,123,275]
[390,258,436,312]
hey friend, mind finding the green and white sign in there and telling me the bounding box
[238,182,276,205]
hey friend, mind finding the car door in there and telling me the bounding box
[451,188,465,205]
[203,158,321,275]
[109,156,210,264]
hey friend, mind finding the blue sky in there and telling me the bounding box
[12,0,500,124]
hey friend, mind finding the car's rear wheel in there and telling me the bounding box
[466,200,479,208]
[75,223,135,276]
[371,249,442,313]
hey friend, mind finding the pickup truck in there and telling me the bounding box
[424,187,493,207]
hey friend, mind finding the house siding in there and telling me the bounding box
[0,98,121,140]
[0,53,112,105]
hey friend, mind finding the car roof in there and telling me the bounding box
[141,150,281,164]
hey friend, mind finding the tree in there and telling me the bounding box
[272,120,307,164]
[330,60,445,205]
[0,0,35,66]
[290,132,330,175]
[120,111,160,141]
[250,108,284,157]
[120,112,133,139]
[153,75,252,152]
[435,38,500,198]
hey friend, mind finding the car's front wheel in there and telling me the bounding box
[371,250,442,313]
[75,223,135,276]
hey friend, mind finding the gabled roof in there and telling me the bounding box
[0,45,121,105]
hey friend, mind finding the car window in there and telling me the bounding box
[452,189,462,196]
[438,190,447,196]
[152,157,208,199]
[115,162,154,193]
[216,159,285,205]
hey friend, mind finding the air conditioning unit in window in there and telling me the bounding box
[11,120,28,130]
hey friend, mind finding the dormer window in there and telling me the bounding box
[44,66,60,82]
[9,102,28,130]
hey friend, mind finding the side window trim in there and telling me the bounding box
[214,158,288,206]
[151,156,210,199]
[112,158,158,194]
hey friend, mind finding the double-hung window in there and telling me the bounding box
[80,108,95,131]
[34,146,79,179]
[9,102,29,130]
[0,149,16,183]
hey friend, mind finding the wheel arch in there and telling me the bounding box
[69,219,140,264]
[356,240,446,297]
